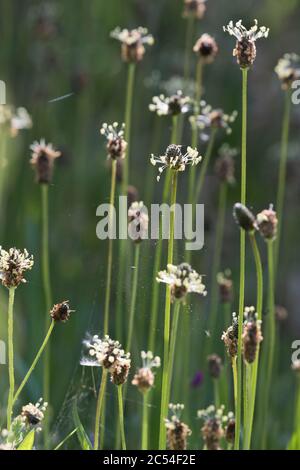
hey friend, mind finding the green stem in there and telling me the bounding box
[167,302,181,398]
[13,321,55,405]
[148,116,178,352]
[183,16,195,89]
[122,63,136,195]
[103,159,117,335]
[235,67,248,451]
[142,392,149,450]
[274,90,291,277]
[117,386,126,450]
[159,171,178,450]
[194,129,217,203]
[213,379,220,409]
[245,232,263,450]
[232,357,238,413]
[6,287,16,429]
[126,243,141,352]
[94,368,108,450]
[243,363,252,449]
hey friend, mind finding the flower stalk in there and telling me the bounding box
[6,287,16,429]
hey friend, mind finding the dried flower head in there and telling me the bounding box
[30,139,61,184]
[100,122,127,160]
[81,335,131,373]
[233,203,257,232]
[111,27,154,63]
[207,354,223,379]
[132,351,161,393]
[217,270,233,304]
[150,144,201,182]
[222,312,239,359]
[183,0,207,19]
[197,405,225,450]
[21,399,47,427]
[50,300,75,323]
[223,19,269,68]
[256,205,278,241]
[111,356,131,386]
[157,263,207,302]
[225,414,236,445]
[242,307,263,364]
[214,144,237,185]
[165,404,192,450]
[0,247,34,289]
[149,90,190,116]
[275,53,300,90]
[193,34,218,64]
[128,201,149,243]
[191,101,237,142]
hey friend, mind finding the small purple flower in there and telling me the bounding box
[191,370,204,388]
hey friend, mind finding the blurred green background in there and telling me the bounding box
[0,0,299,449]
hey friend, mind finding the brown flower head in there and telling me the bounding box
[149,90,190,117]
[223,19,269,68]
[275,53,300,90]
[233,203,257,232]
[165,404,192,450]
[242,307,263,364]
[198,405,225,450]
[225,415,236,445]
[256,205,278,241]
[193,34,218,64]
[132,351,161,393]
[217,270,233,304]
[207,354,223,379]
[183,0,207,20]
[222,312,239,359]
[0,247,34,289]
[100,122,127,160]
[50,300,75,323]
[151,144,201,182]
[81,335,131,373]
[21,399,47,427]
[111,357,131,386]
[214,144,237,185]
[191,101,237,142]
[111,27,154,63]
[157,263,207,303]
[30,139,61,184]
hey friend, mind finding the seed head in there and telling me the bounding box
[222,313,239,359]
[30,139,61,184]
[157,263,207,302]
[214,144,237,185]
[198,405,225,450]
[275,53,300,90]
[233,203,257,232]
[207,354,223,379]
[132,351,161,393]
[111,358,131,386]
[165,404,192,450]
[100,122,127,160]
[81,335,131,372]
[225,415,236,445]
[217,270,233,304]
[149,90,190,116]
[191,101,237,142]
[193,34,218,64]
[242,307,263,364]
[128,201,149,243]
[223,19,269,68]
[183,0,207,19]
[256,205,278,241]
[111,27,154,63]
[21,399,47,427]
[50,300,75,323]
[0,247,34,289]
[150,145,201,182]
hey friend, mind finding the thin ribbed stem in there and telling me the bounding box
[94,368,108,450]
[232,357,238,413]
[159,171,178,450]
[244,232,263,450]
[126,244,141,352]
[122,63,136,194]
[13,321,55,405]
[235,67,248,450]
[117,386,126,450]
[142,392,149,450]
[167,302,181,397]
[183,16,195,88]
[103,159,117,335]
[274,90,291,277]
[6,287,16,429]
